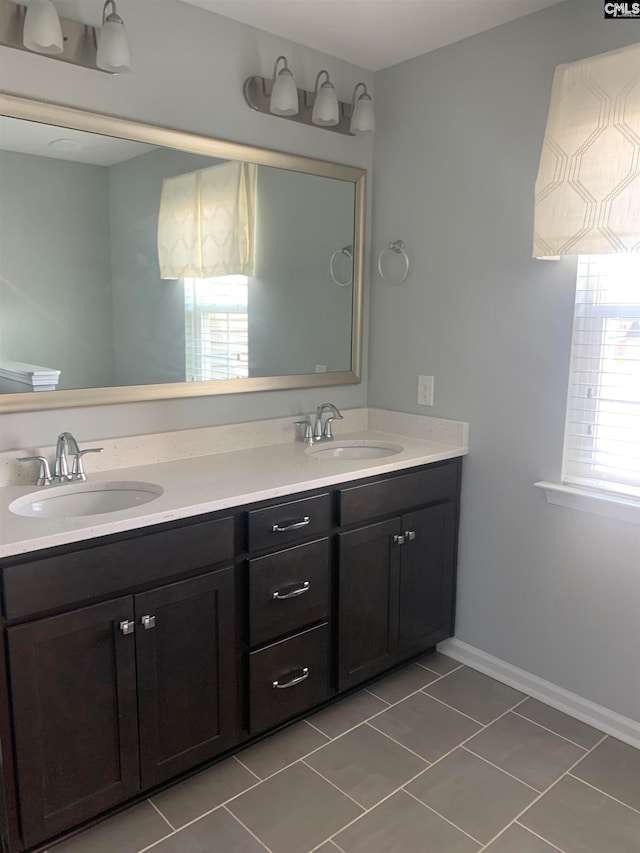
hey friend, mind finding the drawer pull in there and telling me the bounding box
[272,667,310,689]
[271,516,311,533]
[119,620,135,635]
[272,582,310,601]
[141,614,156,629]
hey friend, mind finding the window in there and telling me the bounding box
[184,276,248,381]
[562,255,640,500]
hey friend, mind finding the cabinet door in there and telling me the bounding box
[338,517,402,691]
[135,569,238,789]
[8,597,139,847]
[399,503,457,660]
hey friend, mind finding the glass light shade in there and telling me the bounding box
[350,94,375,134]
[96,16,131,73]
[23,0,63,55]
[270,69,298,116]
[312,82,339,127]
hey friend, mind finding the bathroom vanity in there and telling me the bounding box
[0,437,463,852]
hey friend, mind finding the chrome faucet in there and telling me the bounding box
[54,432,103,483]
[313,403,343,441]
[54,432,80,481]
[19,432,104,486]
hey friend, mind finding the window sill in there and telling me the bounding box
[535,481,640,525]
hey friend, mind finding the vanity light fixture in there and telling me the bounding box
[244,58,373,137]
[350,83,375,134]
[96,0,131,73]
[269,55,298,116]
[22,0,63,55]
[311,70,339,127]
[0,0,131,73]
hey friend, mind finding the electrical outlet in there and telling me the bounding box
[315,364,327,373]
[417,375,434,406]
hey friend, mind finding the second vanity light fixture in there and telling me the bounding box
[244,55,374,136]
[0,0,131,73]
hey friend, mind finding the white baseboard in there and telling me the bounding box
[438,638,640,750]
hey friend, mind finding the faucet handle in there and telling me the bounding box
[294,420,314,445]
[71,447,103,481]
[18,456,53,486]
[322,417,339,440]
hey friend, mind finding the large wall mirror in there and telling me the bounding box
[0,95,365,413]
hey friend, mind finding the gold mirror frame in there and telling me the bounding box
[0,94,365,413]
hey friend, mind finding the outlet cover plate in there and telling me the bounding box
[418,375,434,406]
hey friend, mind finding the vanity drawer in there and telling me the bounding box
[2,516,235,621]
[249,538,330,647]
[338,460,459,527]
[249,623,330,735]
[247,493,331,552]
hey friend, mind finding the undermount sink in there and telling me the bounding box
[306,440,404,461]
[10,480,164,519]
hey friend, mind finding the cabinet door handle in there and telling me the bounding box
[404,530,416,541]
[119,620,135,635]
[141,614,156,629]
[272,667,310,689]
[271,516,310,533]
[393,534,405,546]
[272,581,310,601]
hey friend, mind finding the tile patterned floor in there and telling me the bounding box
[50,652,640,853]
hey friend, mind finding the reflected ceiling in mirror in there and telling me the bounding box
[0,95,365,412]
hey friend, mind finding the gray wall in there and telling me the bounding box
[0,0,373,449]
[249,167,354,376]
[370,0,640,721]
[0,151,115,390]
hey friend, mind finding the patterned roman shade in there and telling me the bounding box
[158,161,256,279]
[533,42,640,257]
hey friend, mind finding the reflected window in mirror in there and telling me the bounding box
[184,276,248,382]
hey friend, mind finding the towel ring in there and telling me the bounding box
[330,245,353,287]
[378,240,409,284]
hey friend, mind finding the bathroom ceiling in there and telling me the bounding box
[179,0,567,71]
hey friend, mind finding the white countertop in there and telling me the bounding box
[0,430,466,559]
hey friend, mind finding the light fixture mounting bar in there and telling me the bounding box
[0,0,113,74]
[244,75,355,136]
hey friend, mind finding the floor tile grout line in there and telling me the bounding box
[301,759,367,811]
[418,687,489,725]
[458,745,541,793]
[363,686,390,704]
[304,718,334,739]
[416,661,465,677]
[362,721,433,766]
[476,733,609,852]
[513,819,568,853]
[371,693,531,779]
[137,829,176,853]
[323,765,437,846]
[222,804,273,853]
[147,798,176,832]
[402,786,484,846]
[510,709,595,750]
[566,772,640,816]
[234,754,263,781]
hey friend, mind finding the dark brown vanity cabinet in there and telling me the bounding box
[6,566,237,849]
[0,458,461,853]
[8,597,141,848]
[337,463,460,691]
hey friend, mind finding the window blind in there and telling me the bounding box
[562,254,640,498]
[184,277,249,382]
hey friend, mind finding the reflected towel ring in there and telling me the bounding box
[330,245,353,287]
[377,240,409,284]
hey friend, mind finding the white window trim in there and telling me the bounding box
[535,481,640,525]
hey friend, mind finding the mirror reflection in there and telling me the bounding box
[0,116,356,396]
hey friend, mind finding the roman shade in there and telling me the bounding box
[158,161,256,279]
[533,42,640,257]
